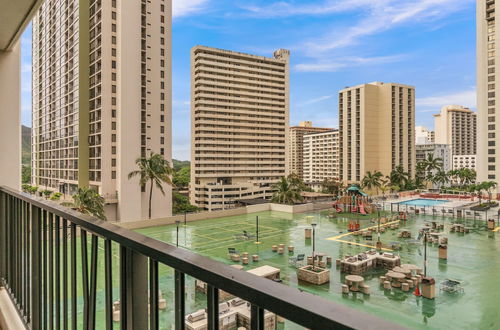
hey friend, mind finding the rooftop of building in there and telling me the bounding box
[192,45,290,62]
[340,81,415,92]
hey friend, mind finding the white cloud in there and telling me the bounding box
[302,0,473,54]
[295,54,406,72]
[242,0,375,17]
[299,95,335,106]
[173,0,210,18]
[416,88,476,111]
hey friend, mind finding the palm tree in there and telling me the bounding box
[389,165,409,190]
[128,153,174,219]
[422,154,443,186]
[482,181,497,203]
[432,170,449,190]
[63,187,106,220]
[271,177,303,205]
[361,171,383,195]
[462,168,477,186]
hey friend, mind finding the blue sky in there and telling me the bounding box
[21,0,476,160]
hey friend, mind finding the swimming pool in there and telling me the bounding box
[398,198,449,207]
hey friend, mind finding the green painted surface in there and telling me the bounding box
[67,210,500,329]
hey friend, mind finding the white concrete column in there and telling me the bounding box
[0,43,21,189]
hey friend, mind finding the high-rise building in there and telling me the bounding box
[433,105,477,156]
[339,82,415,183]
[31,0,172,221]
[416,144,453,173]
[289,121,332,179]
[477,0,498,184]
[303,130,339,187]
[415,126,435,145]
[190,46,290,211]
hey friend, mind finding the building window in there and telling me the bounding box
[112,171,116,179]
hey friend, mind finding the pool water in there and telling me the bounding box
[398,199,450,207]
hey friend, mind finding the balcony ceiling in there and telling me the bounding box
[0,0,44,51]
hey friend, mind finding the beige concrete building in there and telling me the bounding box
[433,105,477,156]
[477,0,499,184]
[303,130,339,188]
[339,82,416,183]
[289,121,332,179]
[453,155,476,171]
[190,46,290,211]
[31,0,172,221]
[415,126,435,145]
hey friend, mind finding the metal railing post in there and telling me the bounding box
[31,206,42,329]
[207,285,219,330]
[120,247,148,330]
[0,191,6,283]
[174,270,185,330]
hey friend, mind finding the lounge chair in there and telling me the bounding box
[289,254,305,268]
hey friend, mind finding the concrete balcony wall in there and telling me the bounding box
[0,44,21,189]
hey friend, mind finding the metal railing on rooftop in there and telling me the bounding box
[0,186,404,330]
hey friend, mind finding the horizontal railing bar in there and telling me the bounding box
[0,186,405,330]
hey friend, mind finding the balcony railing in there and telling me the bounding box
[0,185,403,330]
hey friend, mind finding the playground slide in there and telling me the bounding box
[333,204,342,212]
[359,203,367,215]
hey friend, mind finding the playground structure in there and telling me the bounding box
[333,185,376,215]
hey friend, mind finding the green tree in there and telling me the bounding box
[173,166,190,189]
[361,171,383,195]
[42,189,52,199]
[272,176,303,205]
[22,165,31,184]
[62,187,106,220]
[128,152,174,219]
[172,191,200,214]
[461,168,477,186]
[321,178,343,196]
[50,192,62,201]
[481,181,497,203]
[432,170,449,190]
[389,165,409,190]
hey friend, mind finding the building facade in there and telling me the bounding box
[339,82,416,183]
[477,0,498,184]
[289,121,332,179]
[190,46,290,211]
[452,155,477,171]
[302,130,339,188]
[415,126,435,145]
[433,105,477,156]
[32,0,172,221]
[416,144,453,173]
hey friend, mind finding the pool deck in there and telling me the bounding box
[134,209,500,330]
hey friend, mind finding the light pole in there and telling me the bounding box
[423,231,428,277]
[175,220,180,247]
[255,216,261,244]
[376,207,382,250]
[184,211,187,226]
[311,223,317,269]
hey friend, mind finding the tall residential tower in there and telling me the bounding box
[339,82,415,183]
[191,46,290,211]
[289,121,332,179]
[32,0,172,221]
[477,0,498,185]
